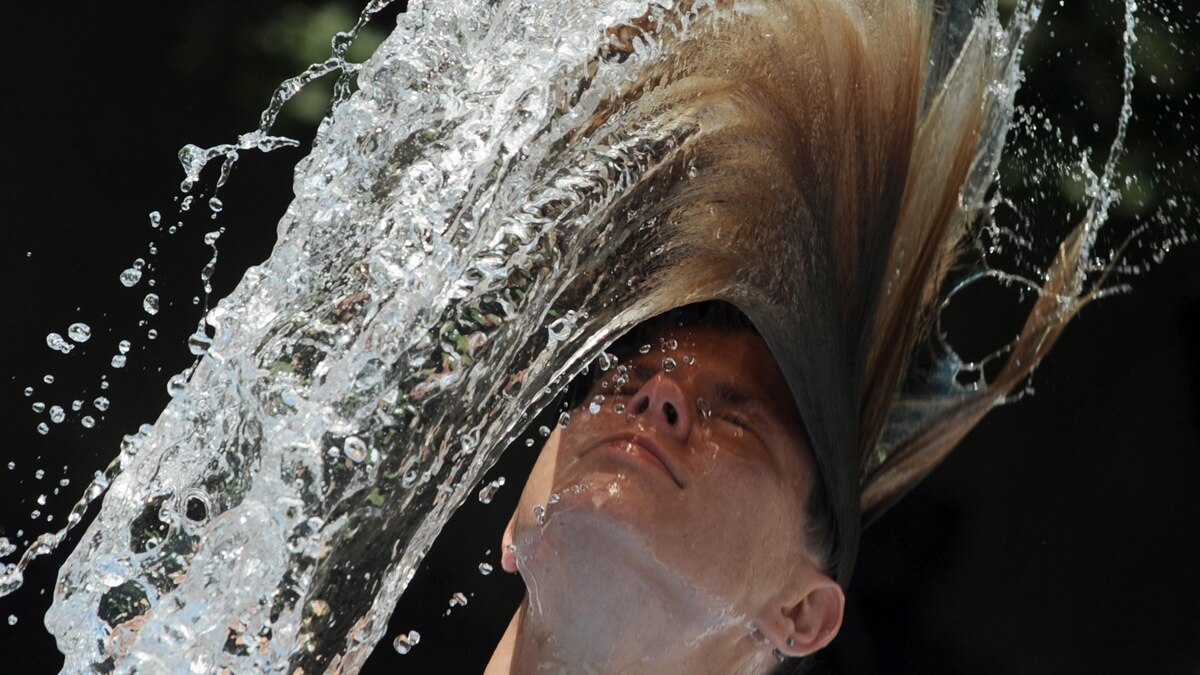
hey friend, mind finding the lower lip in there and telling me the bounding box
[591,439,675,483]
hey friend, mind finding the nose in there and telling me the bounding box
[627,373,693,442]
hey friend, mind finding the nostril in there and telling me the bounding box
[663,402,678,425]
[634,396,650,414]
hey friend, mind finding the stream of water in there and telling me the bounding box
[1,0,1194,672]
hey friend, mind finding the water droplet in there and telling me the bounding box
[110,355,127,369]
[546,312,577,341]
[588,396,605,414]
[208,197,224,214]
[147,328,158,340]
[148,211,161,228]
[343,436,368,463]
[67,322,92,343]
[547,492,560,505]
[49,406,65,423]
[537,425,551,437]
[45,333,71,353]
[7,615,15,626]
[23,387,33,397]
[34,469,44,480]
[392,630,421,655]
[449,592,468,607]
[119,266,144,288]
[81,416,96,429]
[477,477,505,504]
[118,340,131,354]
[32,402,45,413]
[143,293,160,315]
[664,338,678,351]
[524,438,535,447]
[167,374,188,398]
[180,195,194,211]
[682,354,695,365]
[30,510,40,520]
[638,344,651,354]
[697,398,712,420]
[478,562,493,575]
[71,400,83,411]
[557,411,571,428]
[187,330,213,356]
[36,494,47,506]
[598,352,617,371]
[42,374,54,384]
[533,504,546,524]
[93,397,110,411]
[614,402,626,414]
[662,357,677,372]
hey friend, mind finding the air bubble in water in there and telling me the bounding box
[697,398,712,420]
[392,630,420,655]
[478,562,493,575]
[614,402,626,414]
[682,354,695,365]
[343,436,368,463]
[477,477,505,504]
[143,293,160,315]
[67,323,92,343]
[662,357,677,372]
[588,396,604,414]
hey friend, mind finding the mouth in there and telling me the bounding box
[586,432,686,489]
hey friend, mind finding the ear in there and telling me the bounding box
[757,577,844,658]
[501,515,519,573]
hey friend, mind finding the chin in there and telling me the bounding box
[517,472,663,565]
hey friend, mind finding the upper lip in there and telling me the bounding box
[587,431,686,488]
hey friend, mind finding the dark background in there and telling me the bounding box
[1,1,1197,673]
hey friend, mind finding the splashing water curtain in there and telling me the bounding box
[0,0,1193,673]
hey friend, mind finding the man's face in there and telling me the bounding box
[503,325,828,634]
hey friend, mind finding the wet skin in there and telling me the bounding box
[488,326,844,674]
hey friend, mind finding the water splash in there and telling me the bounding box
[0,0,1188,672]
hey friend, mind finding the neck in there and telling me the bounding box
[485,519,773,674]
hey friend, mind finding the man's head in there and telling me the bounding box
[500,303,844,669]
